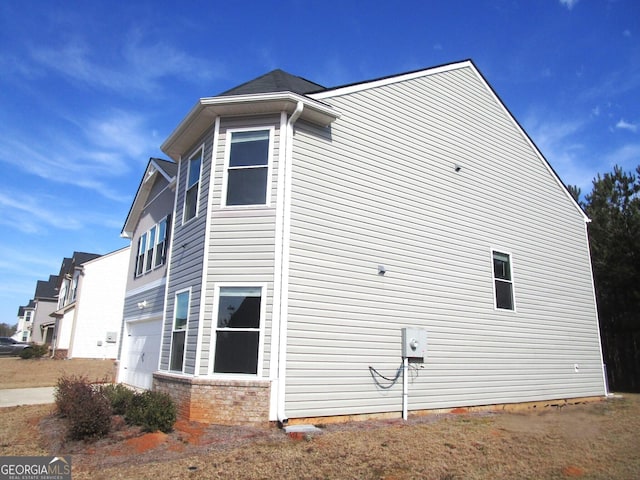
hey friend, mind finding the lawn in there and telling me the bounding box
[0,357,116,388]
[1,357,638,479]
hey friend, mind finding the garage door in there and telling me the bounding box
[122,319,162,390]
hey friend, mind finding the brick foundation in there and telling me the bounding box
[152,372,271,425]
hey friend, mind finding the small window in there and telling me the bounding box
[154,216,170,268]
[225,130,270,206]
[170,290,189,372]
[184,150,202,222]
[136,233,147,276]
[214,286,263,375]
[145,225,156,272]
[493,251,514,310]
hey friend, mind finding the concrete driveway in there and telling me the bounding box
[0,387,55,407]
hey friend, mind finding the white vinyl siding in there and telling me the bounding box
[284,65,604,418]
[198,116,280,378]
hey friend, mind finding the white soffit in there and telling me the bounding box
[161,92,339,161]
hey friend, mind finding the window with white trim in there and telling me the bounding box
[154,216,169,268]
[136,232,147,276]
[170,290,189,372]
[225,129,271,206]
[184,149,202,222]
[214,286,263,375]
[492,251,515,310]
[135,215,171,277]
[134,215,171,277]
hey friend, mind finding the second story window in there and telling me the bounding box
[184,149,202,222]
[136,232,147,277]
[145,226,156,272]
[135,215,171,277]
[225,129,271,206]
[154,216,170,268]
[492,250,515,310]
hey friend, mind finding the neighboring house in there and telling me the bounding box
[122,60,606,425]
[13,302,35,342]
[49,249,128,359]
[117,158,176,390]
[26,275,59,345]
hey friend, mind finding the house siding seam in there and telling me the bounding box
[284,65,605,418]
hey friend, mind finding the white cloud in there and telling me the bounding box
[0,191,83,234]
[559,0,579,10]
[523,112,595,191]
[28,30,224,95]
[604,143,640,170]
[0,108,156,201]
[615,119,638,133]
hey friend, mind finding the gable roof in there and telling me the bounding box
[34,275,59,300]
[219,69,325,96]
[58,252,102,277]
[121,157,177,238]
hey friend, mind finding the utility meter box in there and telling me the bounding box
[105,332,118,344]
[401,327,427,361]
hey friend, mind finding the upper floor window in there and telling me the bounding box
[225,129,271,206]
[492,250,515,310]
[71,272,79,302]
[135,215,171,277]
[154,217,169,268]
[184,149,202,222]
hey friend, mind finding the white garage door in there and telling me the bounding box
[122,319,162,390]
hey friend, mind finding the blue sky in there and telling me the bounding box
[0,0,638,324]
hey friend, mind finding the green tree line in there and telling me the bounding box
[569,165,640,392]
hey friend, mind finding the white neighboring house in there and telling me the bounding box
[13,303,35,342]
[50,248,129,359]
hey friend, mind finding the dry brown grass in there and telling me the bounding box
[0,357,116,389]
[1,358,638,479]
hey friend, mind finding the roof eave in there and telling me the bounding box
[121,160,177,238]
[161,92,340,161]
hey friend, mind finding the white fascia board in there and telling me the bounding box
[161,92,339,161]
[121,161,161,238]
[149,159,176,184]
[310,60,474,100]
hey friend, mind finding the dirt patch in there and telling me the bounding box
[2,395,640,479]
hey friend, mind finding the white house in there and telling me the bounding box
[120,60,607,425]
[50,248,129,359]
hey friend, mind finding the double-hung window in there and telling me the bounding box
[145,225,156,272]
[154,216,170,268]
[492,251,515,310]
[184,149,202,222]
[170,290,189,372]
[214,286,263,375]
[136,233,147,276]
[225,129,271,206]
[134,215,171,277]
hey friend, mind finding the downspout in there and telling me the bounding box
[277,101,304,425]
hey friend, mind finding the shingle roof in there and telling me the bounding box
[34,275,59,300]
[219,69,325,96]
[152,158,178,178]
